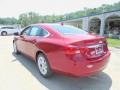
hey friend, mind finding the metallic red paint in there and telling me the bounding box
[14,24,111,77]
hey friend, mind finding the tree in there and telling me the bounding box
[18,12,40,27]
[0,1,119,26]
[0,17,18,25]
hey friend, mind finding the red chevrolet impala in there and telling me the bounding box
[13,23,111,78]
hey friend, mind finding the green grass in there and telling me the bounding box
[107,38,120,47]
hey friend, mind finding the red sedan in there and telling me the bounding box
[13,23,111,78]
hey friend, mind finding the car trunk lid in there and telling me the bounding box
[64,34,108,60]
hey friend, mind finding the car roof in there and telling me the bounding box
[31,23,62,27]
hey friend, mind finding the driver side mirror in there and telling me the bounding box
[14,32,19,36]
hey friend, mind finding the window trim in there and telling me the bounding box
[20,26,31,35]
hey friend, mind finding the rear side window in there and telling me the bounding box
[41,29,49,36]
[52,25,88,35]
[29,27,40,36]
[21,26,31,35]
[29,26,49,37]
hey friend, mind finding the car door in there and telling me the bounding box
[22,26,42,59]
[16,26,32,54]
[23,26,49,60]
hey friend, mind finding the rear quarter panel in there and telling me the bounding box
[35,38,74,72]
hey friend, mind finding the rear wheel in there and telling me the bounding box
[1,31,7,36]
[37,53,52,78]
[13,42,19,54]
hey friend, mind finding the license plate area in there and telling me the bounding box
[95,44,103,55]
[87,44,103,56]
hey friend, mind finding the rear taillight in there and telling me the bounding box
[80,47,89,54]
[103,40,108,51]
[65,45,80,55]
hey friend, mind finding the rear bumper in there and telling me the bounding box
[67,51,111,77]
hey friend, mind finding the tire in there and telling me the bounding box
[13,42,19,54]
[37,53,52,78]
[1,31,7,36]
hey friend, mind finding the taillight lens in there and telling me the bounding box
[65,45,80,55]
[80,47,89,54]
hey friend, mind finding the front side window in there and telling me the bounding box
[21,26,31,35]
[52,25,88,35]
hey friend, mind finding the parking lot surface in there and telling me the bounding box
[0,36,120,90]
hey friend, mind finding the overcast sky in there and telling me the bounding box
[0,0,119,18]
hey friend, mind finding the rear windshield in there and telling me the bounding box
[52,25,88,35]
